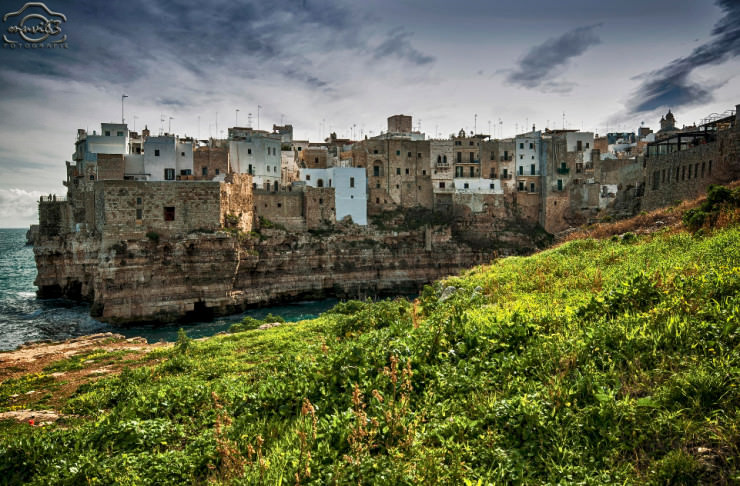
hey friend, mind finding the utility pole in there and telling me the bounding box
[235,109,239,126]
[121,94,128,124]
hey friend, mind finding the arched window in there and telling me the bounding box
[317,179,324,187]
[443,155,447,163]
[437,155,441,163]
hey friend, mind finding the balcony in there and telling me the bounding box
[557,167,570,175]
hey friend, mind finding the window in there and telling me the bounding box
[117,131,124,137]
[518,181,524,191]
[374,149,378,154]
[317,179,324,187]
[396,168,401,175]
[503,168,508,178]
[277,203,282,208]
[531,155,535,160]
[405,168,409,175]
[407,152,412,157]
[557,179,563,191]
[306,174,310,180]
[215,169,220,175]
[136,197,142,205]
[376,197,380,203]
[373,165,380,177]
[491,152,495,160]
[396,150,401,156]
[469,152,474,162]
[529,143,533,149]
[136,147,141,154]
[530,164,535,175]
[181,152,185,156]
[376,183,380,188]
[709,160,712,175]
[469,167,474,177]
[136,208,143,220]
[329,179,332,187]
[315,157,319,164]
[180,169,192,176]
[164,206,175,221]
[164,168,175,180]
[248,148,252,154]
[519,143,524,149]
[439,182,445,189]
[155,149,160,156]
[105,131,111,136]
[443,155,447,163]
[350,177,355,188]
[504,150,509,159]
[489,183,495,189]
[319,198,323,204]
[530,182,535,192]
[469,141,474,146]
[297,147,302,151]
[248,164,253,175]
[464,183,469,189]
[267,166,270,173]
[585,142,590,148]
[202,167,208,176]
[422,170,426,175]
[577,140,583,151]
[457,152,462,163]
[519,166,523,175]
[417,153,422,158]
[520,154,523,160]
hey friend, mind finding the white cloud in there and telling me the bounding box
[0,188,44,228]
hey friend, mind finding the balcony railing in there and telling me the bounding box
[557,167,570,175]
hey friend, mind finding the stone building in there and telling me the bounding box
[641,106,739,210]
[299,167,368,225]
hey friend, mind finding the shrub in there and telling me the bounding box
[146,231,160,243]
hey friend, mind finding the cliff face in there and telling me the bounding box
[34,226,512,324]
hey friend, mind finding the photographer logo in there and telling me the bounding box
[3,2,67,49]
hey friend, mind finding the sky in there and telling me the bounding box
[0,0,738,227]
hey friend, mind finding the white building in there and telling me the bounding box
[299,167,367,225]
[86,123,129,155]
[564,132,594,167]
[515,131,542,177]
[453,178,503,194]
[229,129,282,190]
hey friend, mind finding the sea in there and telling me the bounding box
[0,228,337,351]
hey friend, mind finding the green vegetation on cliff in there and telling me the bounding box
[2,216,740,484]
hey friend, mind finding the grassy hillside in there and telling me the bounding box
[2,196,740,484]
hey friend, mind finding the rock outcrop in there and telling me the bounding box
[34,225,526,324]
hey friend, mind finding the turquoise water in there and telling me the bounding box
[0,228,337,351]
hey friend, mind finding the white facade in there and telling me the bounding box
[565,132,594,165]
[299,167,367,225]
[454,178,503,194]
[515,132,542,176]
[86,123,129,155]
[230,133,282,190]
[144,135,177,181]
[176,140,194,176]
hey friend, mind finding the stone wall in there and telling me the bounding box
[97,154,126,180]
[95,180,223,239]
[640,125,739,210]
[253,189,306,231]
[194,146,229,179]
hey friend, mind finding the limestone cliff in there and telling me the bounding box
[34,225,517,324]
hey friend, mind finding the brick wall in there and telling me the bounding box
[97,154,125,180]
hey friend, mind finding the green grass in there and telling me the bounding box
[1,224,739,484]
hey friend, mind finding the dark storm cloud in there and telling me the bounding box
[505,24,602,91]
[373,29,435,65]
[0,0,369,91]
[629,0,740,113]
